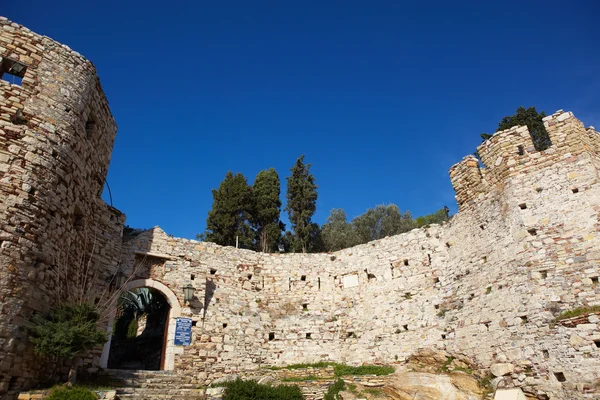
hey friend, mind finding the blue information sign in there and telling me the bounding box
[174,317,193,346]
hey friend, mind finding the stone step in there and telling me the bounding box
[97,369,198,388]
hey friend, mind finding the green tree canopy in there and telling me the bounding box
[415,208,450,228]
[479,106,551,152]
[321,209,358,251]
[252,168,285,252]
[202,171,254,248]
[285,156,318,253]
[353,204,414,243]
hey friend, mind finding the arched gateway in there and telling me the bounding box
[100,279,183,371]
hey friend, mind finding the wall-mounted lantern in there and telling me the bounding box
[183,284,196,304]
[108,268,127,292]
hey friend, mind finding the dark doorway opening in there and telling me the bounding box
[107,288,170,370]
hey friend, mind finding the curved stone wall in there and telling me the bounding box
[114,111,600,399]
[1,16,600,400]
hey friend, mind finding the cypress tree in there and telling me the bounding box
[203,171,254,248]
[252,168,284,252]
[285,156,318,253]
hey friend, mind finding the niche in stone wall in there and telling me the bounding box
[301,275,306,281]
[73,206,84,231]
[210,269,217,275]
[269,332,275,341]
[85,111,97,139]
[542,350,549,358]
[553,372,566,382]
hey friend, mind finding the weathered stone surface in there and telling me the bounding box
[2,16,600,400]
[494,388,527,400]
[385,372,482,400]
[491,363,515,377]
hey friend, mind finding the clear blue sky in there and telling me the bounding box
[5,1,599,239]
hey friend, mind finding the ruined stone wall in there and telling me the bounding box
[118,111,600,399]
[1,16,599,400]
[0,18,124,398]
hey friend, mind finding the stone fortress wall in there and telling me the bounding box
[1,16,600,400]
[0,18,125,396]
[119,109,600,399]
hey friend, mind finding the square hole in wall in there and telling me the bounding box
[302,303,308,311]
[403,324,409,331]
[434,304,440,309]
[190,274,195,281]
[519,203,527,209]
[480,224,485,230]
[223,323,228,329]
[404,259,409,266]
[446,242,451,248]
[347,331,355,338]
[269,332,275,341]
[572,188,579,194]
[540,270,548,279]
[517,145,524,155]
[301,275,306,281]
[192,321,197,327]
[542,349,549,359]
[210,269,217,275]
[306,333,312,339]
[247,274,252,280]
[553,372,566,382]
[520,315,528,323]
[0,57,27,86]
[441,333,446,339]
[591,276,599,284]
[593,340,600,348]
[527,228,537,236]
[482,256,487,263]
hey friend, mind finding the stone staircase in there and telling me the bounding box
[98,369,205,399]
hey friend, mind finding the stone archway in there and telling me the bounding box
[100,279,183,371]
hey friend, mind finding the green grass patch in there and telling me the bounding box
[267,362,335,370]
[46,386,98,400]
[281,375,324,382]
[333,364,394,376]
[268,362,394,377]
[221,378,304,400]
[323,379,345,400]
[364,388,383,396]
[554,305,600,322]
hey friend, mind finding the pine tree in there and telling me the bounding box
[285,156,318,253]
[202,171,254,248]
[478,106,551,154]
[252,168,284,253]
